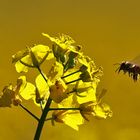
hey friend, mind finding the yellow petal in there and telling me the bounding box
[62,111,84,131]
[42,33,75,50]
[35,74,50,99]
[77,87,96,104]
[20,83,35,100]
[18,76,27,92]
[15,61,29,73]
[31,44,53,61]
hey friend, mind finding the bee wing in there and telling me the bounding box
[130,54,140,66]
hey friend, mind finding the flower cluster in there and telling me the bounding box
[0,33,112,131]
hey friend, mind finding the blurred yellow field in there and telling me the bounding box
[0,0,140,140]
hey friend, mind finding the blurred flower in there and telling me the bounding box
[93,103,113,119]
[0,76,27,107]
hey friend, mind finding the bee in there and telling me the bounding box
[116,61,140,81]
[115,54,140,81]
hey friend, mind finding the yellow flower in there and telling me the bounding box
[42,33,82,65]
[34,74,50,107]
[19,76,36,100]
[74,81,97,104]
[62,69,97,104]
[10,33,112,129]
[78,55,103,83]
[93,89,112,119]
[12,44,53,73]
[80,101,112,120]
[51,95,83,130]
[80,101,95,121]
[19,74,50,107]
[52,110,84,131]
[58,93,79,108]
[79,89,112,120]
[35,74,49,101]
[42,33,75,50]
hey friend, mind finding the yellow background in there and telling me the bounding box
[1,0,140,140]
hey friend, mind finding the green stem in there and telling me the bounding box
[65,78,81,85]
[49,107,80,111]
[34,96,52,140]
[39,101,44,112]
[37,66,48,83]
[45,117,53,121]
[66,89,77,94]
[34,66,52,140]
[20,60,35,68]
[19,104,39,121]
[61,70,80,79]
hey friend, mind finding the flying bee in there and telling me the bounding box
[116,55,140,81]
[116,61,140,81]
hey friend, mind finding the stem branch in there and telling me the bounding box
[62,70,80,79]
[49,107,80,111]
[34,66,52,140]
[19,104,39,121]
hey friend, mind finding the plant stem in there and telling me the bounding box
[34,96,52,140]
[37,66,48,83]
[61,70,80,79]
[66,89,77,94]
[19,104,39,121]
[34,66,52,140]
[49,107,80,111]
[45,117,53,121]
[65,78,81,85]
